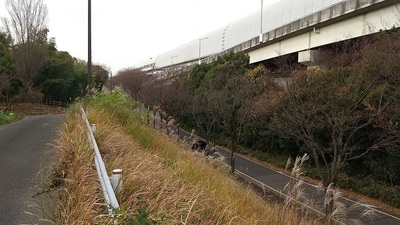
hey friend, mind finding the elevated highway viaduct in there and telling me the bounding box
[140,0,400,75]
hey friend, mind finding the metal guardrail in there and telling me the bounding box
[80,106,119,213]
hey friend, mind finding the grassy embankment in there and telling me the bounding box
[46,92,321,224]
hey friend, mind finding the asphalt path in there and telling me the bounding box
[216,149,400,225]
[151,112,400,225]
[0,114,65,225]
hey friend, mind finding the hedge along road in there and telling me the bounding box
[0,114,65,225]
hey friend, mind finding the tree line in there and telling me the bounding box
[112,30,400,207]
[0,0,108,107]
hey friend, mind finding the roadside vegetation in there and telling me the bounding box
[111,30,400,209]
[1,0,398,221]
[47,90,329,224]
[0,111,21,125]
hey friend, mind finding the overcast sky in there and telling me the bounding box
[0,0,278,74]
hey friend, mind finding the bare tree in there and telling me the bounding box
[212,73,265,173]
[189,91,218,143]
[2,0,49,92]
[92,64,109,91]
[272,38,399,189]
[204,57,266,173]
[157,77,191,122]
[113,68,149,101]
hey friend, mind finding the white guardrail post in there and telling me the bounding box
[80,106,120,213]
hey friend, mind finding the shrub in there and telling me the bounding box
[0,111,21,125]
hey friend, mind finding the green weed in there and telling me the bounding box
[0,111,22,125]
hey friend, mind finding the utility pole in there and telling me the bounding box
[259,0,263,43]
[88,0,92,93]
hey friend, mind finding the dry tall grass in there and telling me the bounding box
[43,106,106,224]
[48,101,319,224]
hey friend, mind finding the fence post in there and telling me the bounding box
[110,169,123,193]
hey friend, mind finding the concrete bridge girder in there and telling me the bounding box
[248,2,400,66]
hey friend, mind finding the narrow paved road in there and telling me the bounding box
[216,149,400,225]
[0,115,64,225]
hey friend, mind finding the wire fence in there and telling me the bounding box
[43,100,69,108]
